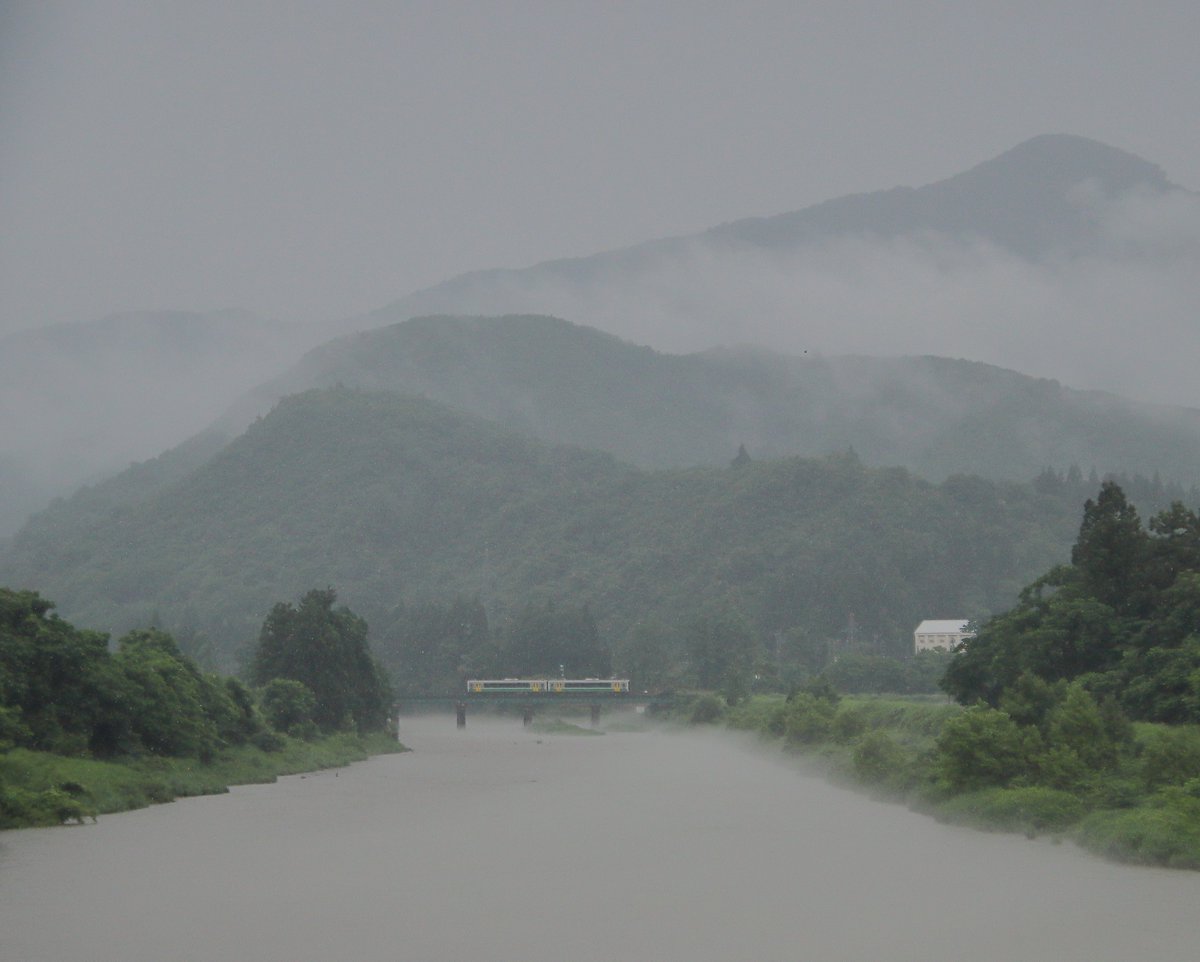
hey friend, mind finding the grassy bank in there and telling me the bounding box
[0,731,405,829]
[662,692,1200,870]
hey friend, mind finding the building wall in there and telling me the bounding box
[913,625,972,653]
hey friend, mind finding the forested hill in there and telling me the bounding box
[228,314,1200,488]
[4,388,1088,666]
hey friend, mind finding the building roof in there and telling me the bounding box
[915,619,971,634]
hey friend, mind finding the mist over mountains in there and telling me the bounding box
[233,313,1200,488]
[379,134,1200,406]
[0,310,329,534]
[2,134,1198,538]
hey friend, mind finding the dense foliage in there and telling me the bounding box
[0,588,254,760]
[2,388,1095,669]
[256,314,1200,489]
[944,482,1200,723]
[1,586,398,827]
[251,588,392,731]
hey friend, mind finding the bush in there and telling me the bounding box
[689,694,724,724]
[1137,725,1200,790]
[723,695,787,734]
[0,785,95,828]
[934,705,1034,790]
[250,728,287,752]
[783,693,837,746]
[258,679,318,735]
[1032,745,1092,792]
[851,731,910,787]
[831,706,867,742]
[937,786,1085,834]
[1077,795,1200,869]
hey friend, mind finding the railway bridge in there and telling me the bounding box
[397,678,641,728]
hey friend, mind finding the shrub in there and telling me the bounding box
[852,731,910,787]
[1077,796,1200,869]
[259,679,318,735]
[783,693,837,746]
[831,705,867,742]
[250,729,287,752]
[937,786,1085,834]
[1045,682,1119,770]
[689,694,724,724]
[1032,744,1091,792]
[934,705,1034,790]
[723,696,787,734]
[1137,725,1200,790]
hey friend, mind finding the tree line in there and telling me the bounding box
[1,587,392,768]
[944,481,1200,723]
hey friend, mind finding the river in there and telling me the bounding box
[2,714,1199,961]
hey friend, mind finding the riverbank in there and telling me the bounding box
[0,731,406,828]
[658,692,1200,870]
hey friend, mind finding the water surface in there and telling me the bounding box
[2,715,1198,961]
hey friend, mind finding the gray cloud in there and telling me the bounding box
[387,187,1200,406]
[2,1,1199,336]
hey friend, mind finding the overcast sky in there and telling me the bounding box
[2,1,1199,336]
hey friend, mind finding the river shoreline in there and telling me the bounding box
[0,730,406,829]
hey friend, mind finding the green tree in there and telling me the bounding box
[0,588,121,755]
[1071,481,1148,613]
[500,600,610,677]
[378,597,490,696]
[935,705,1035,790]
[252,589,392,731]
[684,605,757,690]
[944,484,1200,722]
[1045,682,1118,770]
[1146,502,1200,590]
[258,678,318,735]
[613,618,685,692]
[782,692,837,745]
[114,628,227,759]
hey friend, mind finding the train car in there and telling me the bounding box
[465,678,630,695]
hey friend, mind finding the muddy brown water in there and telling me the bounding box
[2,715,1199,961]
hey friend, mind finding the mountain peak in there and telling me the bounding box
[949,133,1172,197]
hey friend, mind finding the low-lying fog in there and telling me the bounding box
[2,716,1197,962]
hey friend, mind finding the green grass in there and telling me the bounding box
[0,731,406,829]
[933,786,1086,835]
[1075,793,1200,869]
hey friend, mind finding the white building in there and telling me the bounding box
[913,619,973,653]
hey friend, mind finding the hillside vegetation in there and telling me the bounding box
[4,387,1093,667]
[234,314,1200,489]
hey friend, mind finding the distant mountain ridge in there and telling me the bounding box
[375,134,1187,328]
[3,134,1195,535]
[227,313,1200,488]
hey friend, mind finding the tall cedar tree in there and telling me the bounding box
[252,589,391,731]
